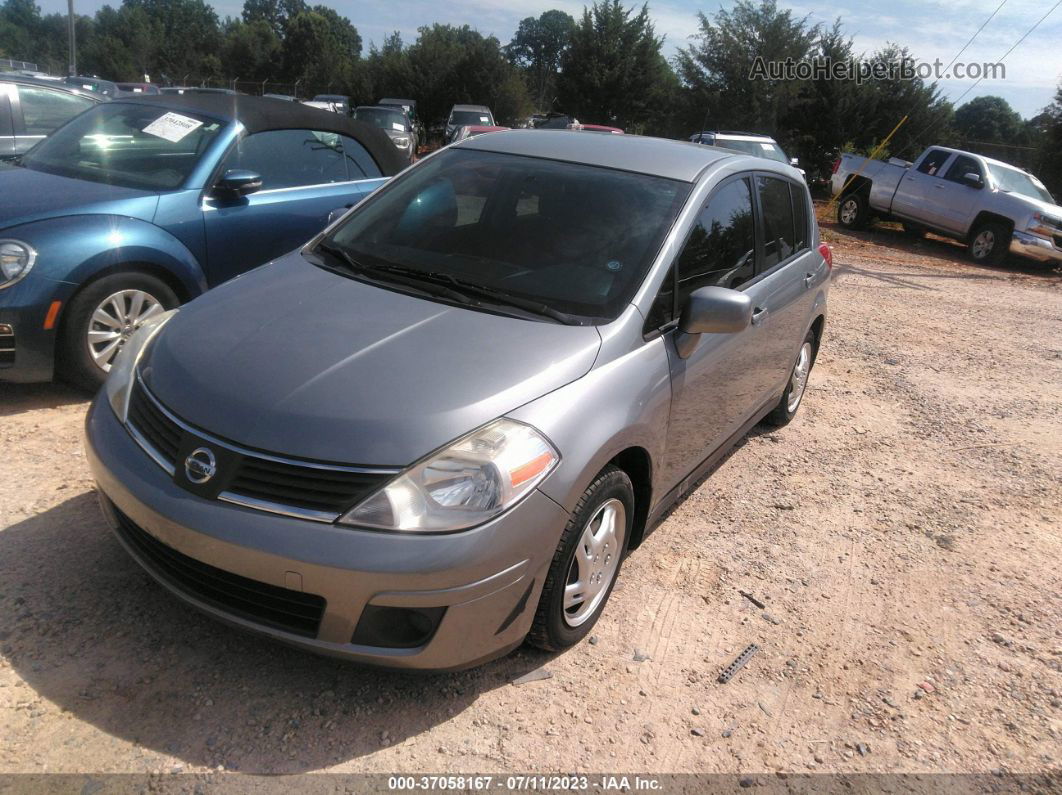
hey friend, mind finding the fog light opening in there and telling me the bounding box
[351,605,446,649]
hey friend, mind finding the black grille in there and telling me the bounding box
[128,380,182,464]
[229,457,386,514]
[112,506,326,637]
[126,379,391,517]
[0,326,13,368]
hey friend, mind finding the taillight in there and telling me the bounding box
[818,242,833,270]
[831,158,841,175]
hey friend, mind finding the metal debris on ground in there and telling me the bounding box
[511,669,553,686]
[718,644,759,684]
[632,648,650,662]
[739,591,766,609]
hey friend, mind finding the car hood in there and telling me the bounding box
[142,256,603,466]
[999,190,1062,218]
[0,164,159,229]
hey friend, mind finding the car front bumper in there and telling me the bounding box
[1011,230,1062,264]
[85,396,570,670]
[0,276,71,382]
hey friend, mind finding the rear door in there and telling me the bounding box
[202,128,386,285]
[890,148,955,226]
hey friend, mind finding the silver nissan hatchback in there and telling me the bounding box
[86,131,831,670]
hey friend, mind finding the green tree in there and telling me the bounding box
[280,6,361,95]
[1038,83,1062,198]
[557,0,675,130]
[241,0,304,38]
[675,0,818,134]
[506,10,575,110]
[953,95,1024,144]
[363,31,413,102]
[0,0,42,62]
[220,19,280,83]
[121,0,220,81]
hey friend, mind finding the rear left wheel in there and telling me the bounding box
[527,466,633,652]
[764,330,817,427]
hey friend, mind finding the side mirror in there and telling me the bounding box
[790,157,800,167]
[675,286,752,357]
[962,172,983,189]
[214,169,262,197]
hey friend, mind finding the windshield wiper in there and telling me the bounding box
[315,242,473,305]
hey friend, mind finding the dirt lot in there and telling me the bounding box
[1,207,1060,779]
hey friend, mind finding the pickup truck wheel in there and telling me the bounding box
[527,466,633,652]
[59,272,178,390]
[764,331,817,427]
[968,222,1009,266]
[837,193,870,230]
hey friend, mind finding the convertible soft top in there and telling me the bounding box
[120,93,408,176]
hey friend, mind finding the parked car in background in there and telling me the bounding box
[691,131,802,177]
[159,87,238,96]
[302,100,341,113]
[0,94,406,386]
[832,146,1062,266]
[116,83,161,96]
[445,104,494,142]
[0,74,103,159]
[450,124,509,143]
[85,130,829,670]
[262,93,298,102]
[352,105,416,164]
[64,76,120,98]
[532,113,623,134]
[313,94,351,115]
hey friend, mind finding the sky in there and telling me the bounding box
[37,0,1062,118]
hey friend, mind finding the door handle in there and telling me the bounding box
[751,307,769,326]
[934,183,945,189]
[804,272,815,288]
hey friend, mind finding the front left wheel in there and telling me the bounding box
[527,465,633,652]
[59,272,178,390]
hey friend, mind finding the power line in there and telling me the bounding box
[942,0,1008,74]
[895,0,1062,157]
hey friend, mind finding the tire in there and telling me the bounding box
[527,465,634,652]
[764,330,817,427]
[59,272,178,390]
[902,222,925,238]
[968,221,1009,266]
[837,192,870,230]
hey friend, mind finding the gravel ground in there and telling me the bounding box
[0,207,1060,778]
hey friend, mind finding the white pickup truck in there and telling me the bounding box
[831,146,1062,266]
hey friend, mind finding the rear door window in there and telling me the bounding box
[756,175,797,269]
[916,149,952,177]
[17,86,93,135]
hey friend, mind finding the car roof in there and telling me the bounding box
[114,94,409,176]
[0,73,104,100]
[456,130,737,182]
[922,145,1031,174]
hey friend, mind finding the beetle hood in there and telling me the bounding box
[0,164,159,230]
[142,254,602,466]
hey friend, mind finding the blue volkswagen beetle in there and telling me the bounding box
[0,94,405,386]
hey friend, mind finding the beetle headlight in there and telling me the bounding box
[339,419,559,532]
[105,309,177,421]
[391,135,411,149]
[0,240,37,289]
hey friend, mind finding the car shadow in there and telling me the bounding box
[0,382,90,418]
[0,492,553,773]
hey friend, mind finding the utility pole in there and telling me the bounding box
[67,0,77,76]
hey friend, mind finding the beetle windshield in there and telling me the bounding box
[20,102,224,190]
[322,148,691,322]
[987,163,1053,204]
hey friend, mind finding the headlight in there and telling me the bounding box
[105,309,177,422]
[1028,212,1062,238]
[339,418,559,532]
[0,239,37,289]
[391,135,411,149]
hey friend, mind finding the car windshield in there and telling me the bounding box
[451,110,492,126]
[987,163,1054,203]
[716,138,790,164]
[20,102,224,190]
[355,107,409,131]
[322,148,691,322]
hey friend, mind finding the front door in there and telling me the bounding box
[203,128,386,286]
[935,154,987,235]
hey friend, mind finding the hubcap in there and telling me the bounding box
[840,199,858,225]
[787,342,813,413]
[88,289,164,372]
[563,498,626,628]
[972,230,994,259]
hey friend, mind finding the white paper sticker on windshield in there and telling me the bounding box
[142,112,203,142]
[760,142,776,151]
[479,116,489,123]
[392,122,405,131]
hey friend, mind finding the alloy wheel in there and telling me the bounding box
[88,289,165,372]
[971,229,994,260]
[563,498,626,628]
[840,198,858,225]
[787,341,813,414]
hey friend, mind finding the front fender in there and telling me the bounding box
[3,215,208,297]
